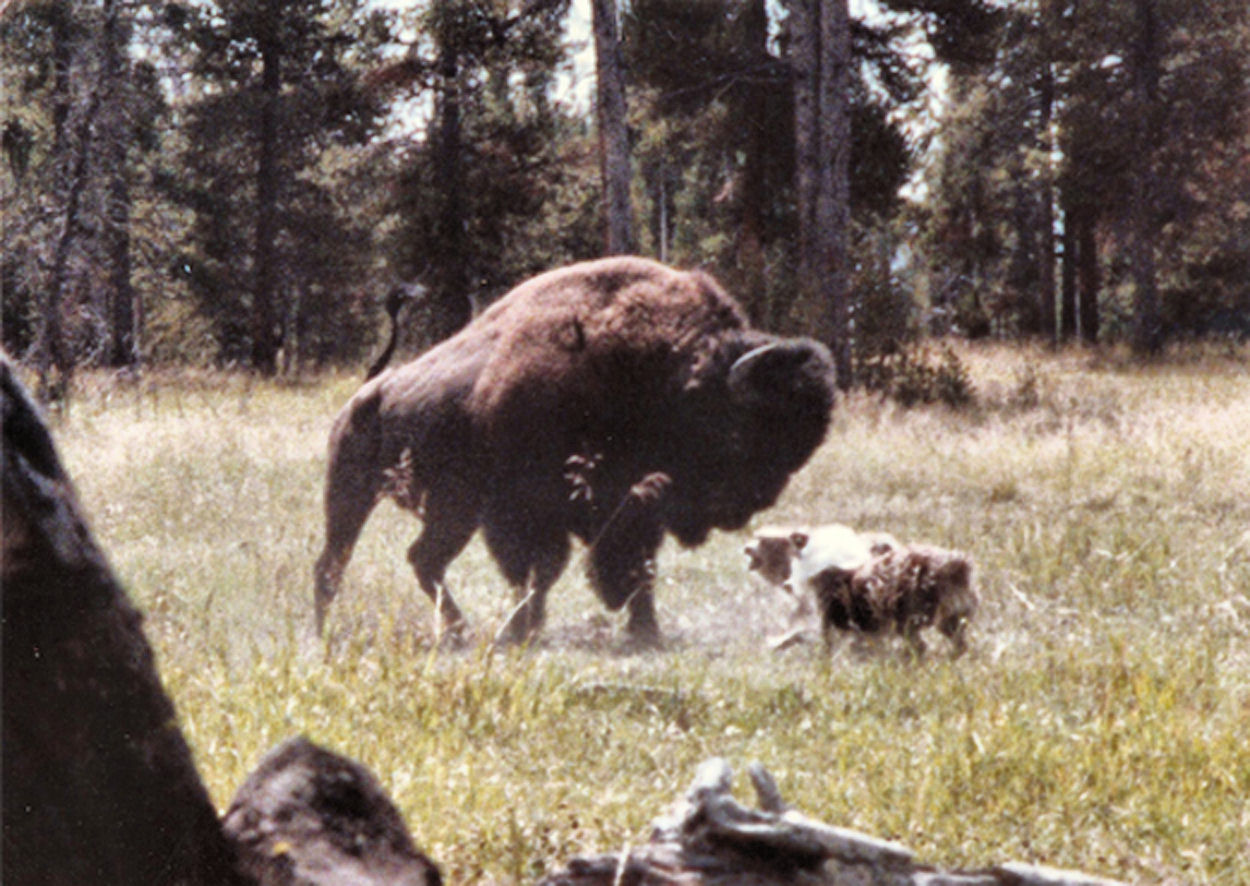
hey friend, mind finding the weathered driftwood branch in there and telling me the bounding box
[537,758,1127,886]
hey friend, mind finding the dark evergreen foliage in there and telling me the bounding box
[166,0,392,370]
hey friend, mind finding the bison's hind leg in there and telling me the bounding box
[315,474,384,636]
[407,490,480,641]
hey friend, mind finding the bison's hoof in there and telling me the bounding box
[620,635,665,654]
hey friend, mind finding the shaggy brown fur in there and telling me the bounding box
[315,257,836,645]
[810,543,977,657]
[745,523,880,649]
[224,738,441,886]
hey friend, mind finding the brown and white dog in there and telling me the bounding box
[746,525,974,657]
[744,524,877,647]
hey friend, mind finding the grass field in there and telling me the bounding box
[46,342,1250,884]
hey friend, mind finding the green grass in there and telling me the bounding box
[46,343,1250,884]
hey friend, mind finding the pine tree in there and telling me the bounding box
[379,0,578,347]
[924,0,1249,346]
[169,0,391,371]
[1,0,169,392]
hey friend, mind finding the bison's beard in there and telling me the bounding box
[665,476,789,548]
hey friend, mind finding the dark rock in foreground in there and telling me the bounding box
[224,737,441,886]
[2,356,439,886]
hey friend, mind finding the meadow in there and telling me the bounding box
[48,342,1249,885]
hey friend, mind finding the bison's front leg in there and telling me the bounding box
[482,496,572,645]
[586,472,672,645]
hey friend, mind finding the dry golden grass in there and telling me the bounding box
[43,342,1250,884]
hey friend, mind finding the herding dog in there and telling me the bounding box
[746,525,975,657]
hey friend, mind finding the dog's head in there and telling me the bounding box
[744,527,806,587]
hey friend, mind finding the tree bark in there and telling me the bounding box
[817,0,852,388]
[736,0,769,322]
[791,0,852,385]
[100,0,137,367]
[592,0,635,254]
[1037,56,1057,344]
[1129,0,1162,356]
[1060,203,1077,342]
[252,12,282,375]
[791,0,818,292]
[1076,206,1100,344]
[433,47,472,340]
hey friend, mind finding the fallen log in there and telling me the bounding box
[537,758,1127,886]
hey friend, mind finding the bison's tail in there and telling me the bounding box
[365,282,426,381]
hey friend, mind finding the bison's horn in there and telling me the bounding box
[727,342,783,394]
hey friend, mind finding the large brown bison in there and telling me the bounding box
[313,256,836,645]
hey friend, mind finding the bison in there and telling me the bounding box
[313,256,836,645]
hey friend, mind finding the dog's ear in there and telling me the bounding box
[790,531,809,551]
[744,546,761,570]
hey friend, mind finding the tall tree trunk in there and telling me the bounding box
[1076,206,1100,344]
[36,2,83,399]
[252,15,282,375]
[791,0,852,386]
[100,0,136,367]
[735,0,769,322]
[1009,178,1040,332]
[817,0,852,388]
[104,163,136,367]
[791,0,818,294]
[1060,203,1077,342]
[592,0,635,254]
[1129,0,1162,356]
[50,3,73,153]
[42,4,116,399]
[432,48,471,340]
[1037,57,1057,344]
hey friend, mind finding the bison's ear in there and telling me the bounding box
[727,338,835,406]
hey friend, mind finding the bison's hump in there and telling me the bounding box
[468,256,748,423]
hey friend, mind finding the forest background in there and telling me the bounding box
[2,0,1249,391]
[5,3,1250,882]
